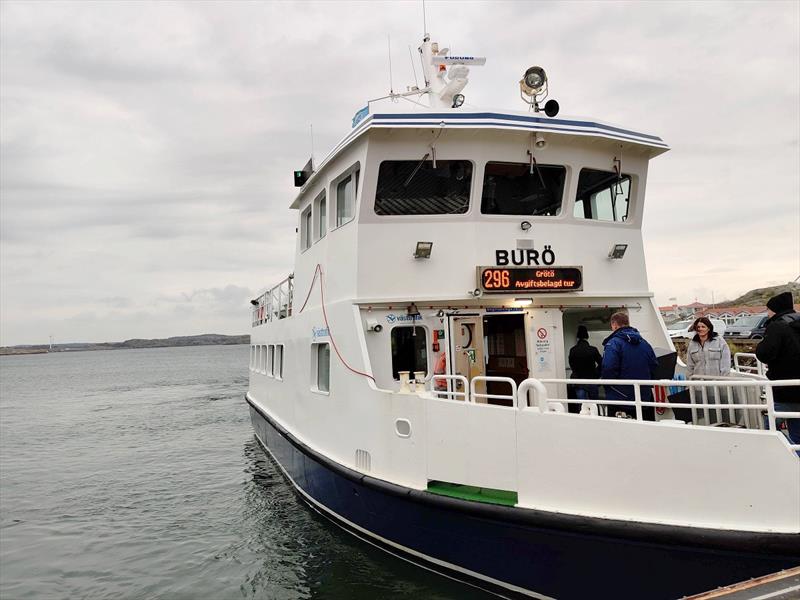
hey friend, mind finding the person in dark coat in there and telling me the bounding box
[567,325,602,413]
[601,312,659,420]
[755,291,800,449]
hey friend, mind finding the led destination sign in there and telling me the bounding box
[478,266,583,293]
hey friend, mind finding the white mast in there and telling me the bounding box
[418,35,485,109]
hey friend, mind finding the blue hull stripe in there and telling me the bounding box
[246,396,800,600]
[371,112,666,145]
[370,119,669,148]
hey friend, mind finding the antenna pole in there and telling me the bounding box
[423,0,427,37]
[387,34,394,94]
[408,45,419,89]
[310,124,315,169]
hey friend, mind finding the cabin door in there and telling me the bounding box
[483,313,528,406]
[449,316,486,398]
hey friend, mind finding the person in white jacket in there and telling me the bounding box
[685,317,731,377]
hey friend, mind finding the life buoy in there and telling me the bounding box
[654,385,667,415]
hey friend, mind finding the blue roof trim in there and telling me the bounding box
[372,112,664,143]
[370,119,669,148]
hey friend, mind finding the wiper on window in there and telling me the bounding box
[403,152,431,187]
[527,150,547,190]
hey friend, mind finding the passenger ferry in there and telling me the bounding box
[246,33,800,599]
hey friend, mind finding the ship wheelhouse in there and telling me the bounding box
[283,110,671,398]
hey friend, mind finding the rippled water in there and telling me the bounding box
[0,346,485,599]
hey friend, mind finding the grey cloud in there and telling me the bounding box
[1,1,798,344]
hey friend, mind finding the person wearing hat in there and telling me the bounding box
[567,325,603,414]
[755,291,800,449]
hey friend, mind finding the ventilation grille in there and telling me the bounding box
[355,449,371,472]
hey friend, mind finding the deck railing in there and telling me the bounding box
[733,352,765,376]
[517,377,800,452]
[252,275,293,327]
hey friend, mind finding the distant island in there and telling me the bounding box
[0,334,249,356]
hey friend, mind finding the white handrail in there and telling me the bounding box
[517,379,549,412]
[252,274,294,326]
[516,377,800,452]
[430,374,470,402]
[470,376,517,407]
[733,352,765,376]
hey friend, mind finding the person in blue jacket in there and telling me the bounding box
[601,311,659,420]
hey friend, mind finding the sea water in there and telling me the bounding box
[0,345,485,599]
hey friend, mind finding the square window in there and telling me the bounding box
[301,207,313,249]
[312,343,330,393]
[275,345,284,379]
[375,161,470,215]
[391,326,428,379]
[336,171,358,227]
[268,345,275,376]
[317,193,327,239]
[574,169,631,223]
[481,162,565,216]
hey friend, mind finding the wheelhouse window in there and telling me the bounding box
[481,162,565,216]
[316,192,327,239]
[375,160,472,215]
[336,171,358,227]
[390,326,428,379]
[574,169,631,223]
[301,207,312,249]
[312,342,330,393]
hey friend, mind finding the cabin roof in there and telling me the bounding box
[290,109,669,209]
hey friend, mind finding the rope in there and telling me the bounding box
[298,264,376,383]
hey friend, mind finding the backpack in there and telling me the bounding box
[777,312,800,352]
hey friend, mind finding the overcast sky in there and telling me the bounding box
[1,1,798,346]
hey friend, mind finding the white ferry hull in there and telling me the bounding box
[247,396,800,600]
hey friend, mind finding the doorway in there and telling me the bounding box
[483,313,528,405]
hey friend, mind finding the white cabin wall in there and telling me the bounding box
[292,141,369,313]
[356,129,653,303]
[251,303,403,481]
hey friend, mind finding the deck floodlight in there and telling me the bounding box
[414,241,433,259]
[608,244,628,259]
[514,298,533,307]
[452,93,465,108]
[522,66,547,95]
